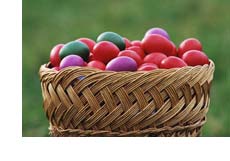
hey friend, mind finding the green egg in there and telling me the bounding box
[97,32,125,50]
[59,41,90,61]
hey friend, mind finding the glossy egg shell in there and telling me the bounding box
[127,46,145,59]
[97,32,125,50]
[106,56,137,72]
[143,52,167,66]
[50,44,63,67]
[178,38,202,58]
[87,60,106,70]
[145,27,170,40]
[92,41,120,64]
[77,38,96,53]
[141,34,174,55]
[60,55,84,69]
[182,50,209,66]
[118,50,142,66]
[160,56,187,69]
[138,63,158,71]
[59,41,90,61]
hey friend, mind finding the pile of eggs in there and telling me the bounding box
[49,27,210,72]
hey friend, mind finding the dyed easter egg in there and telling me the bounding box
[77,38,96,53]
[106,56,137,72]
[178,38,202,58]
[141,34,174,55]
[160,56,187,69]
[143,52,167,66]
[118,50,142,66]
[127,46,145,59]
[92,41,120,64]
[87,60,106,70]
[182,50,209,66]
[59,55,84,69]
[59,41,90,61]
[138,63,158,71]
[145,27,170,40]
[97,32,125,50]
[50,44,63,67]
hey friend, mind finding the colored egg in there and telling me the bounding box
[106,56,137,72]
[83,61,88,66]
[89,52,95,62]
[143,52,167,66]
[127,46,145,59]
[87,60,106,70]
[92,41,120,64]
[145,27,170,40]
[178,38,202,58]
[97,32,125,50]
[141,34,174,55]
[50,44,63,67]
[169,41,178,56]
[77,38,96,53]
[59,41,90,61]
[182,50,209,66]
[118,50,142,66]
[131,40,142,47]
[59,55,84,69]
[138,63,158,71]
[123,37,132,48]
[160,56,187,69]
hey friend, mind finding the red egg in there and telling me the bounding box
[160,56,187,69]
[131,40,142,47]
[78,38,96,53]
[169,41,178,56]
[50,44,63,67]
[83,61,88,66]
[92,41,120,64]
[143,52,167,66]
[87,60,106,70]
[138,63,158,71]
[182,50,209,66]
[89,52,94,62]
[178,38,202,58]
[141,34,174,55]
[118,50,142,66]
[127,46,145,59]
[123,37,132,48]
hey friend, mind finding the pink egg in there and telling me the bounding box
[106,56,137,72]
[60,55,84,69]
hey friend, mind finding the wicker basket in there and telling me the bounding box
[39,60,215,136]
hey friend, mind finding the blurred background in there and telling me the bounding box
[23,0,230,136]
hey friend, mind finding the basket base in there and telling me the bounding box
[49,121,204,137]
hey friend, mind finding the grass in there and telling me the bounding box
[23,0,230,136]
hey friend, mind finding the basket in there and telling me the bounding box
[39,60,215,136]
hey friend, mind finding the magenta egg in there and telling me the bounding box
[106,56,137,72]
[60,55,84,69]
[145,27,170,40]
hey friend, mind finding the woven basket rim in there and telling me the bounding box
[40,60,215,75]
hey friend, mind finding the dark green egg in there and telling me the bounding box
[59,41,90,61]
[96,32,125,50]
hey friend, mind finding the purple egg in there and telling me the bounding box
[106,56,137,72]
[145,27,170,40]
[60,55,84,69]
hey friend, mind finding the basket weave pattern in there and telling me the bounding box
[39,61,214,136]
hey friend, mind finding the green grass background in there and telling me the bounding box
[23,0,230,136]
